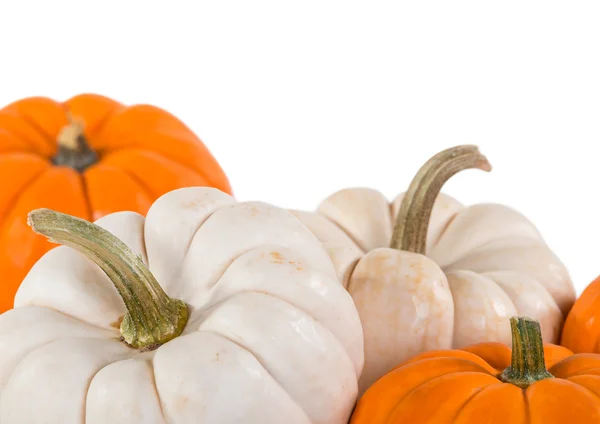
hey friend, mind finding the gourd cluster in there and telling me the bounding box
[0,94,599,423]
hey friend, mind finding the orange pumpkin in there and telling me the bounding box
[0,94,232,313]
[351,316,600,423]
[561,275,600,353]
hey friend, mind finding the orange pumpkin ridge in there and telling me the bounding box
[0,94,232,313]
[350,316,600,423]
[561,275,600,354]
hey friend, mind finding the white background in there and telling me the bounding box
[1,1,599,294]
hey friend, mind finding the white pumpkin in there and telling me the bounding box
[0,187,364,424]
[290,145,575,395]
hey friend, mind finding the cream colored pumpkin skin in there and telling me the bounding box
[0,187,364,424]
[290,187,574,394]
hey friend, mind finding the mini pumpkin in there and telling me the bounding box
[561,275,600,353]
[0,94,232,313]
[0,187,363,423]
[351,316,600,423]
[290,145,575,394]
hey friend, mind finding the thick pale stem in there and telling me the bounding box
[499,317,554,388]
[390,145,491,254]
[52,113,98,172]
[28,208,188,350]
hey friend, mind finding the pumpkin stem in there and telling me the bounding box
[52,112,98,172]
[389,145,491,254]
[499,316,554,388]
[27,208,188,350]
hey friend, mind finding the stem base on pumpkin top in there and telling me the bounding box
[27,208,188,350]
[499,316,554,388]
[390,145,491,254]
[52,114,98,172]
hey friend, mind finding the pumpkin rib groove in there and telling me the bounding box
[15,112,56,154]
[0,128,35,152]
[110,166,160,200]
[397,351,498,374]
[13,305,117,332]
[449,285,459,347]
[566,378,600,402]
[442,238,571,319]
[178,215,237,275]
[171,331,315,423]
[451,383,498,422]
[0,151,49,165]
[0,305,122,340]
[61,99,121,152]
[83,358,121,422]
[565,367,600,380]
[522,387,531,424]
[78,171,94,223]
[0,149,40,158]
[428,210,459,254]
[177,206,231,266]
[437,235,542,271]
[100,146,215,190]
[387,198,394,237]
[342,257,361,290]
[568,367,600,378]
[204,266,337,331]
[0,336,134,422]
[0,98,65,154]
[83,164,154,220]
[459,343,512,372]
[524,378,600,422]
[1,338,59,393]
[90,107,120,139]
[0,165,50,226]
[147,359,168,424]
[1,332,120,401]
[567,376,600,401]
[595,337,600,354]
[196,229,341,298]
[95,132,218,188]
[385,371,496,421]
[315,211,366,254]
[0,113,42,152]
[481,270,561,315]
[201,288,357,378]
[467,270,538,339]
[196,326,325,420]
[184,239,357,370]
[138,216,149,265]
[549,354,600,378]
[383,370,478,420]
[394,354,496,375]
[204,268,348,370]
[139,149,213,189]
[350,358,493,422]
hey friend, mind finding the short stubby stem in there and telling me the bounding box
[390,145,491,254]
[52,114,98,172]
[499,317,554,388]
[28,208,188,350]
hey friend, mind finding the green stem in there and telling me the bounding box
[28,208,188,350]
[51,115,98,172]
[499,317,554,388]
[389,145,491,254]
